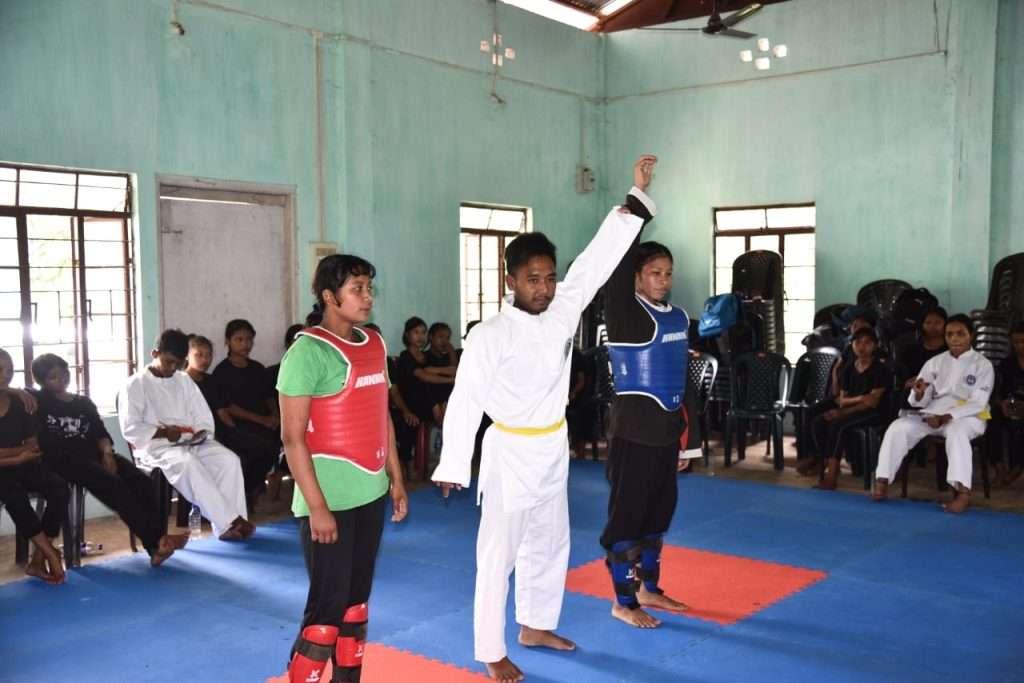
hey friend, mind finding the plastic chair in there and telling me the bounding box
[971,309,1014,363]
[785,347,841,462]
[843,369,902,490]
[686,352,719,466]
[5,487,79,566]
[985,252,1024,314]
[724,351,791,470]
[856,279,912,320]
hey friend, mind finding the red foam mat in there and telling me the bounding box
[266,642,490,682]
[565,544,827,625]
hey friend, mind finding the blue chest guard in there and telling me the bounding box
[608,296,689,411]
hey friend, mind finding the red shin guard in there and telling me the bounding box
[335,603,368,674]
[288,624,339,683]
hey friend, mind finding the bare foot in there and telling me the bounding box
[237,518,256,539]
[484,657,524,682]
[943,491,970,514]
[151,533,189,566]
[638,585,689,612]
[873,478,889,502]
[518,625,575,651]
[26,547,64,584]
[611,602,661,628]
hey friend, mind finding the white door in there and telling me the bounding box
[158,193,293,367]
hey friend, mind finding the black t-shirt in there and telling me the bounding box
[897,341,946,381]
[266,363,282,400]
[601,194,680,447]
[0,393,35,449]
[839,359,892,398]
[212,358,272,415]
[192,372,227,412]
[396,350,425,399]
[425,348,454,368]
[37,392,110,461]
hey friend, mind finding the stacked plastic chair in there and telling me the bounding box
[985,253,1024,313]
[971,309,1013,363]
[731,250,785,356]
[856,279,912,320]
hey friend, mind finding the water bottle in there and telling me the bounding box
[189,504,202,540]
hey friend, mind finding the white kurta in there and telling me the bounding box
[433,187,655,663]
[876,349,994,489]
[118,370,248,535]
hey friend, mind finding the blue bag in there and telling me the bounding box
[698,293,740,337]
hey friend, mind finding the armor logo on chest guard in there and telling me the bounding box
[966,374,976,386]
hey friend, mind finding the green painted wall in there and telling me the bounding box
[991,0,1024,263]
[0,0,604,356]
[603,0,1001,316]
[0,0,1019,352]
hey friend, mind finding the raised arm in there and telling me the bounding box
[555,156,658,321]
[431,325,497,493]
[604,163,660,336]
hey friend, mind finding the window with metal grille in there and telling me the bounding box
[458,203,529,339]
[0,164,136,413]
[713,204,815,363]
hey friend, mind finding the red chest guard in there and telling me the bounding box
[300,326,388,474]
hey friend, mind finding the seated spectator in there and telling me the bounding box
[211,319,280,503]
[32,353,188,566]
[424,322,458,424]
[397,317,454,426]
[0,348,67,583]
[873,314,993,513]
[895,307,948,394]
[991,322,1024,486]
[796,315,882,475]
[187,335,277,510]
[363,323,418,479]
[119,330,253,540]
[830,310,885,396]
[808,329,892,490]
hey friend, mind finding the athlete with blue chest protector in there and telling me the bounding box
[601,194,692,628]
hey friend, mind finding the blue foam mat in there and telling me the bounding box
[1,460,1022,682]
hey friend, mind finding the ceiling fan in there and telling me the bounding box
[642,1,763,38]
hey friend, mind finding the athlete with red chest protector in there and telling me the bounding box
[279,254,408,683]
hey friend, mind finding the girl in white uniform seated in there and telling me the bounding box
[873,314,994,513]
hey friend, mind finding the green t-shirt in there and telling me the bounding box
[277,332,389,516]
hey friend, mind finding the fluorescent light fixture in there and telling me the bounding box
[757,37,771,52]
[755,57,770,70]
[600,0,638,15]
[772,44,788,58]
[500,0,598,30]
[739,49,753,62]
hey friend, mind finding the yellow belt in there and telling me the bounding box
[493,417,566,436]
[956,400,991,420]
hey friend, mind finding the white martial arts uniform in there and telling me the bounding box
[876,349,994,489]
[432,187,656,663]
[118,369,248,536]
